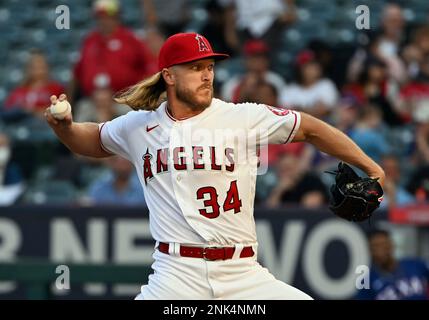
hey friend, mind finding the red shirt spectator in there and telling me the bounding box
[4,50,64,113]
[399,82,429,101]
[5,82,64,112]
[342,57,405,126]
[74,25,157,97]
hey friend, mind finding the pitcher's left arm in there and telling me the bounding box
[292,112,385,186]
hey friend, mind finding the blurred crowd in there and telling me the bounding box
[1,0,429,210]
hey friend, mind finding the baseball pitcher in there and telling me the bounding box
[45,33,385,299]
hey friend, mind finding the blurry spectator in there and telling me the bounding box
[244,80,314,170]
[414,100,429,164]
[331,96,360,135]
[356,229,429,300]
[379,155,415,210]
[255,141,314,204]
[280,50,339,119]
[344,57,404,126]
[246,80,279,107]
[376,3,407,82]
[348,4,407,84]
[266,152,328,208]
[264,141,313,169]
[245,80,314,171]
[87,156,146,206]
[378,4,405,51]
[75,87,128,123]
[222,0,296,62]
[406,164,429,203]
[397,55,429,123]
[349,105,391,163]
[307,40,342,86]
[200,0,237,57]
[311,97,361,175]
[3,49,64,119]
[401,25,429,79]
[0,133,25,205]
[140,26,165,64]
[141,0,190,37]
[221,40,286,103]
[71,0,157,101]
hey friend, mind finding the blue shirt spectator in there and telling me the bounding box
[350,129,390,163]
[379,189,415,210]
[379,155,415,209]
[356,258,429,300]
[349,104,391,163]
[356,229,429,300]
[87,156,146,206]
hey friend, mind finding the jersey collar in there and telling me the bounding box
[159,99,217,124]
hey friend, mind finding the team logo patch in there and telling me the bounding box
[264,105,290,116]
[142,148,154,185]
[195,34,210,52]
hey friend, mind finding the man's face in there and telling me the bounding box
[171,59,215,111]
[245,55,269,74]
[252,84,277,106]
[382,6,404,36]
[96,14,119,34]
[92,88,113,108]
[368,64,386,82]
[369,233,394,268]
[28,54,49,81]
[301,61,322,84]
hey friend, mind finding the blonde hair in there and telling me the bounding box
[114,72,166,111]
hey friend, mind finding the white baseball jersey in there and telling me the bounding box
[99,98,300,247]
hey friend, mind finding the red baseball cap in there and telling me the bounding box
[158,33,229,70]
[243,40,269,56]
[295,50,315,66]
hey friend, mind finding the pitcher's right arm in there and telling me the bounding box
[45,94,112,158]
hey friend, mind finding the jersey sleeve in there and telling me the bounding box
[99,114,131,160]
[244,103,301,145]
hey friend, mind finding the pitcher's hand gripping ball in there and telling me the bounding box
[327,162,383,222]
[50,100,71,120]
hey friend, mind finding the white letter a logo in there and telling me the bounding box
[195,34,210,52]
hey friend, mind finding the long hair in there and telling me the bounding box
[114,72,166,111]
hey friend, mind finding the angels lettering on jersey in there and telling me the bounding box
[142,145,235,185]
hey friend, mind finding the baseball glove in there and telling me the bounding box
[326,162,384,222]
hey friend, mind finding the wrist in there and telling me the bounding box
[53,121,74,138]
[369,168,385,187]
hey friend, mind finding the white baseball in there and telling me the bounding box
[50,100,71,120]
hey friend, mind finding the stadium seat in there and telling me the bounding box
[22,180,78,204]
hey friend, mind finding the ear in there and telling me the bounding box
[162,68,175,86]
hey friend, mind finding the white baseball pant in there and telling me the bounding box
[134,244,313,300]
